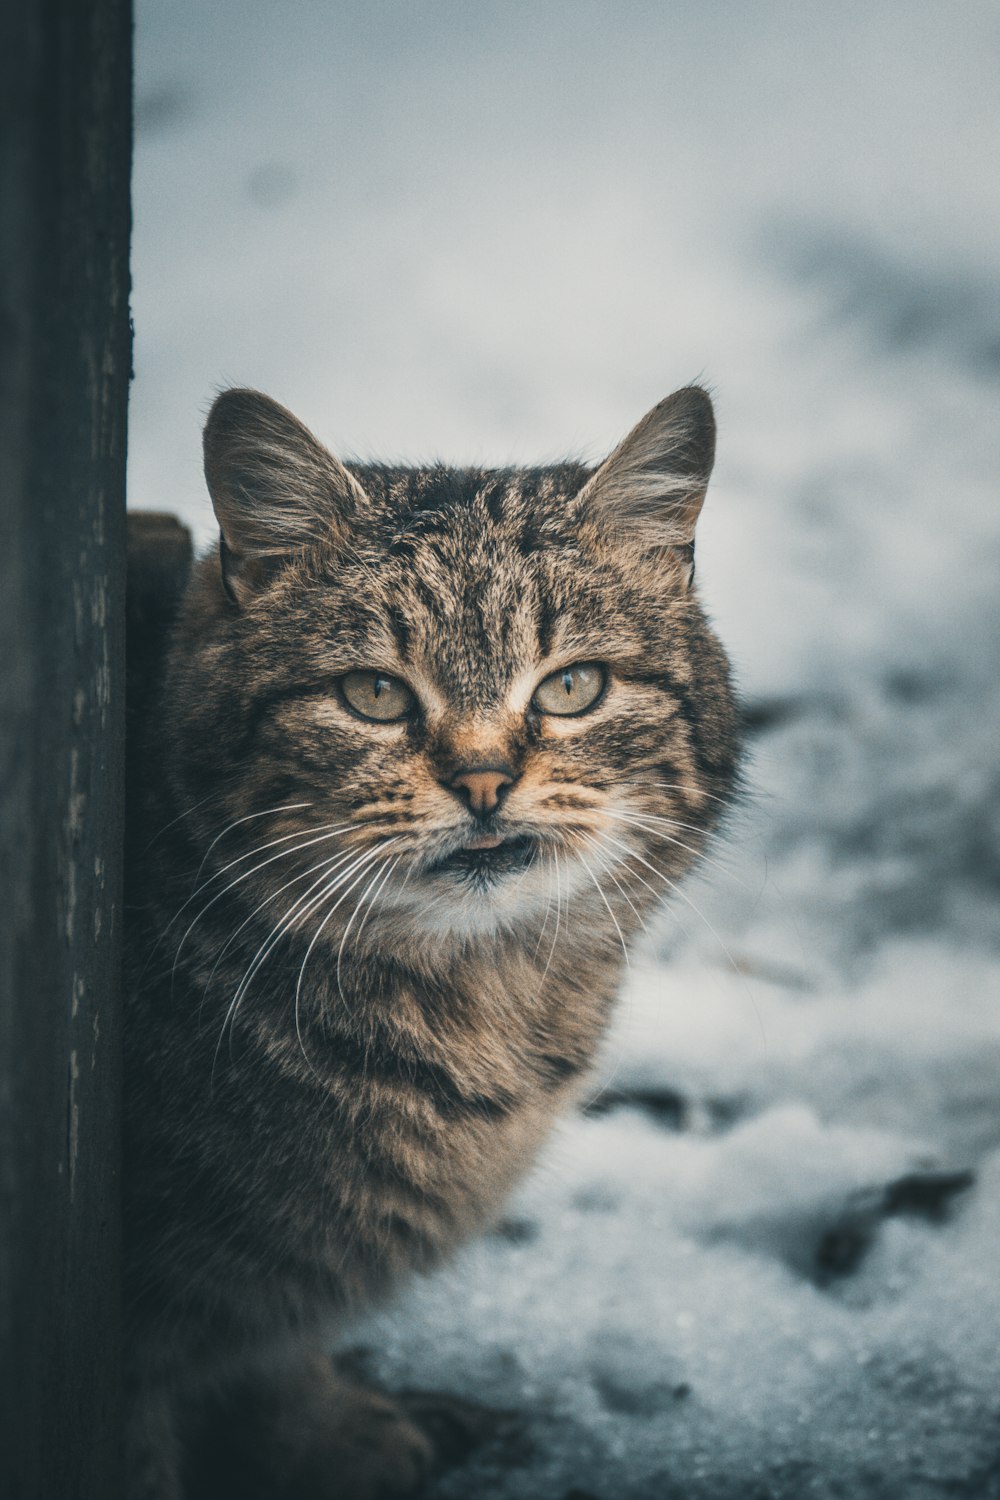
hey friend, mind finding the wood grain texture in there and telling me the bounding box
[0,1,132,1495]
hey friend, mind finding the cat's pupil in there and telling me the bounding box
[562,671,573,694]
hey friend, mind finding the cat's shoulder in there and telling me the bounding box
[125,511,193,840]
[126,510,193,670]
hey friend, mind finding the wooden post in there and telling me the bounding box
[0,2,132,1496]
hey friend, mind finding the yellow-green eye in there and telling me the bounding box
[532,662,606,717]
[340,670,416,722]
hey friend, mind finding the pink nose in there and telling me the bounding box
[450,767,514,816]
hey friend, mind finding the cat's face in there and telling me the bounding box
[169,389,738,952]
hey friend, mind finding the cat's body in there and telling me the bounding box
[124,388,739,1498]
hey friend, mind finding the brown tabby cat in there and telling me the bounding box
[124,384,739,1499]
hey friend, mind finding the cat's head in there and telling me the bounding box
[167,387,738,951]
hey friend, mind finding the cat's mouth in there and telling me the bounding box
[425,833,538,883]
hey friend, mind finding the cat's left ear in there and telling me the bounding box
[576,385,715,586]
[203,388,369,606]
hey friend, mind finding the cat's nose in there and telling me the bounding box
[448,766,515,817]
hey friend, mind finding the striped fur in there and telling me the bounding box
[124,387,739,1497]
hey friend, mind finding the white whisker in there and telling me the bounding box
[588,829,698,951]
[352,855,401,952]
[532,852,556,961]
[621,777,733,811]
[210,845,382,1084]
[538,845,564,985]
[187,816,351,901]
[141,785,236,855]
[294,839,401,1039]
[195,801,314,884]
[171,822,356,979]
[581,834,648,934]
[590,829,763,1038]
[198,843,367,1020]
[605,810,746,890]
[576,846,629,966]
[335,853,399,999]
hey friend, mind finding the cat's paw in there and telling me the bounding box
[397,1388,510,1469]
[187,1353,513,1498]
[292,1379,434,1499]
[291,1376,509,1496]
[187,1355,433,1500]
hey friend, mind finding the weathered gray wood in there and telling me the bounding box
[0,1,132,1496]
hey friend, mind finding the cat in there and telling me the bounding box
[123,383,739,1499]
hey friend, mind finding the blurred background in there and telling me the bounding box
[131,3,1000,1496]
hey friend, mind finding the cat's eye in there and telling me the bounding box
[532,662,606,717]
[340,670,416,722]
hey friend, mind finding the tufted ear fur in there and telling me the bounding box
[203,388,369,606]
[577,385,716,585]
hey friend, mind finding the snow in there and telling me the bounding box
[132,2,1000,1494]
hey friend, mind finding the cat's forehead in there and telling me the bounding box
[381,491,554,704]
[359,462,587,548]
[346,464,594,707]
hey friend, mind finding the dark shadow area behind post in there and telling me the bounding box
[0,2,132,1496]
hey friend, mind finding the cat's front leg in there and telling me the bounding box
[125,1383,185,1500]
[186,1350,434,1500]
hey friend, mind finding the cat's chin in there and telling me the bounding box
[383,839,569,941]
[423,833,538,883]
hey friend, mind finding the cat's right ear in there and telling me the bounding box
[576,385,716,586]
[203,389,368,607]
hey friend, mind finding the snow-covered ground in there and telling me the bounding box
[132,2,1000,1494]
